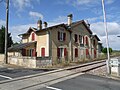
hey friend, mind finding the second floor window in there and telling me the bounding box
[86,36,88,45]
[74,34,78,42]
[79,35,84,44]
[93,39,96,46]
[32,33,35,41]
[58,31,66,41]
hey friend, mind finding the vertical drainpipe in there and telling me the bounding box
[48,30,52,64]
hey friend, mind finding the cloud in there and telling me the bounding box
[52,16,67,23]
[91,22,120,36]
[9,23,36,42]
[12,0,32,11]
[29,11,44,20]
[106,0,115,4]
[9,15,67,42]
[0,19,6,27]
[91,21,120,50]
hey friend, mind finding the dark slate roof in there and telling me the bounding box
[94,35,100,41]
[19,20,93,36]
[8,41,37,52]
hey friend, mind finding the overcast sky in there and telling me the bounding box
[0,0,120,50]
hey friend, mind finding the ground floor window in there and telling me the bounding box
[75,48,78,57]
[26,49,36,57]
[57,48,67,58]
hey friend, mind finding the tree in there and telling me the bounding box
[102,47,113,54]
[0,26,13,53]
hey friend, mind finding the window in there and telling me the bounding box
[58,31,66,41]
[86,37,88,45]
[74,34,78,42]
[94,49,96,58]
[64,48,67,57]
[57,48,67,58]
[41,48,45,57]
[22,49,26,56]
[75,48,78,57]
[79,35,84,44]
[93,40,96,46]
[32,48,36,56]
[32,33,35,41]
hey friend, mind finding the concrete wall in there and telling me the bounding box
[8,56,52,68]
[0,54,4,62]
[8,57,37,68]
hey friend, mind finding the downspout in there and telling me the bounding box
[48,30,52,62]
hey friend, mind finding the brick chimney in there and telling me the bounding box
[67,14,73,26]
[44,21,48,28]
[37,20,42,30]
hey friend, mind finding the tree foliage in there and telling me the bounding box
[102,47,113,54]
[0,26,13,53]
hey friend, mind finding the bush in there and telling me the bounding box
[102,47,113,54]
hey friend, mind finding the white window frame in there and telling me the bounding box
[79,35,84,44]
[59,48,64,58]
[60,32,64,41]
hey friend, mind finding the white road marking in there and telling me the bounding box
[0,75,13,80]
[46,86,62,90]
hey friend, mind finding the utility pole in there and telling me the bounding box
[101,0,110,75]
[4,0,9,64]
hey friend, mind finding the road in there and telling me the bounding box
[41,74,120,90]
[0,66,52,81]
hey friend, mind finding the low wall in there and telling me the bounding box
[8,56,52,68]
[0,54,4,62]
[8,57,37,68]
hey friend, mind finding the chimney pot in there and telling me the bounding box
[67,14,73,26]
[37,20,42,30]
[44,21,48,28]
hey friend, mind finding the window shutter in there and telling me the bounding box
[83,36,84,44]
[58,31,60,40]
[75,34,77,42]
[32,48,36,57]
[22,49,26,56]
[32,33,35,41]
[94,40,95,45]
[64,48,67,57]
[86,49,89,55]
[86,37,88,45]
[75,48,78,57]
[63,33,66,41]
[94,49,96,58]
[41,48,45,57]
[57,48,60,57]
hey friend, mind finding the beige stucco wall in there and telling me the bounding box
[0,54,4,62]
[36,31,49,57]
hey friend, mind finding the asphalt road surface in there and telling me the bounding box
[41,74,120,90]
[0,67,52,81]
